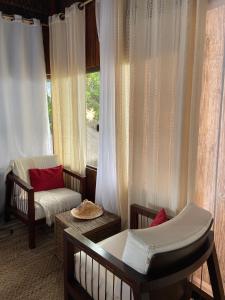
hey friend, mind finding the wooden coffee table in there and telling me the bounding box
[55,209,121,261]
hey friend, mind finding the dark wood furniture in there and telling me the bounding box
[55,210,121,261]
[5,168,86,249]
[64,204,225,300]
[85,166,97,202]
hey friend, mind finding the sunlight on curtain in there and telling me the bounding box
[49,5,86,175]
[96,0,206,224]
[128,0,206,215]
[194,1,225,293]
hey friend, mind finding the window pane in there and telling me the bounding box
[46,79,53,138]
[86,72,100,167]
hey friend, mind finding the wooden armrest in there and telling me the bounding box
[130,204,172,229]
[6,172,35,220]
[7,172,33,193]
[63,168,86,181]
[64,227,148,289]
[131,204,158,219]
[130,204,158,229]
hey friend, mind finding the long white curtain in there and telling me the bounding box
[96,0,206,223]
[49,4,86,175]
[95,0,129,221]
[0,14,51,218]
[128,0,206,214]
[95,0,118,214]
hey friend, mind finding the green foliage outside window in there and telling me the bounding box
[86,72,100,122]
[46,72,100,134]
[46,80,53,133]
[47,94,53,133]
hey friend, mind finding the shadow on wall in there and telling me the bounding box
[0,169,6,223]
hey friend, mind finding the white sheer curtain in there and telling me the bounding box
[95,0,118,214]
[49,4,86,175]
[96,0,207,223]
[95,0,129,221]
[0,14,52,218]
[128,0,207,214]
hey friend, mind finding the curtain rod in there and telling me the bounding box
[78,0,94,10]
[1,0,94,25]
[59,0,94,20]
[1,13,48,27]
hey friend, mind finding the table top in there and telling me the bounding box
[55,209,121,235]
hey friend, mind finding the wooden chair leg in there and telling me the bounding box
[4,207,11,222]
[5,176,12,222]
[207,245,225,300]
[183,280,192,300]
[28,223,36,249]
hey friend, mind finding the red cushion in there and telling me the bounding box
[29,165,64,192]
[149,208,168,227]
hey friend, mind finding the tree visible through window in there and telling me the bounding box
[46,80,53,134]
[86,71,100,167]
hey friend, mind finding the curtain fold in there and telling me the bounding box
[49,5,86,175]
[95,0,129,223]
[96,0,206,224]
[0,13,51,218]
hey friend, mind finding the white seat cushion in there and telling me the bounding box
[99,229,128,259]
[74,230,131,300]
[35,188,81,224]
[34,202,45,220]
[16,188,81,223]
[122,203,212,274]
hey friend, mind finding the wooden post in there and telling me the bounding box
[5,174,12,222]
[28,189,35,249]
[207,245,225,300]
[64,234,75,300]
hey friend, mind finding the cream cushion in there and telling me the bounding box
[35,188,81,224]
[34,202,45,220]
[122,203,212,274]
[10,155,60,184]
[17,188,81,223]
[74,230,131,300]
[122,231,151,274]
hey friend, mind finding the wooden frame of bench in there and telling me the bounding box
[63,204,224,300]
[5,168,86,249]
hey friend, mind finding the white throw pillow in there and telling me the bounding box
[122,230,152,274]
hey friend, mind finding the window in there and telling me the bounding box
[46,79,53,136]
[86,71,100,167]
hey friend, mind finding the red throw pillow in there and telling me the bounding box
[29,165,64,192]
[149,208,168,227]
